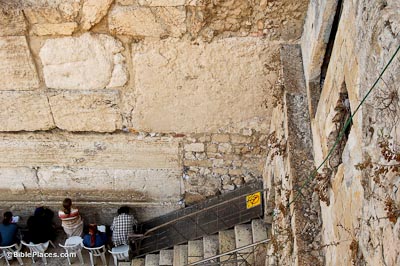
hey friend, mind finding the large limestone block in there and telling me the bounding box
[81,0,114,30]
[0,91,54,131]
[31,22,77,36]
[0,168,39,195]
[23,0,80,35]
[301,0,339,82]
[108,5,186,37]
[39,33,127,90]
[0,133,180,169]
[48,90,122,132]
[23,0,81,23]
[0,36,39,90]
[0,8,26,36]
[132,38,279,133]
[34,167,181,202]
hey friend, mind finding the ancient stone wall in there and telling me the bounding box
[0,0,310,224]
[263,0,400,265]
[263,45,323,266]
[300,0,400,265]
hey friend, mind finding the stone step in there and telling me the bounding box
[173,245,188,266]
[251,219,269,242]
[132,258,145,266]
[145,254,160,266]
[252,219,271,266]
[203,234,219,260]
[187,240,203,264]
[219,229,236,266]
[159,250,174,266]
[235,224,254,265]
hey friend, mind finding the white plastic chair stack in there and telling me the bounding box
[108,245,130,266]
[59,236,85,265]
[83,245,107,266]
[21,240,54,265]
[0,243,23,265]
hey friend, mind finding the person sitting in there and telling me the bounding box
[58,198,83,237]
[0,212,18,246]
[24,207,56,244]
[83,224,107,248]
[111,206,137,246]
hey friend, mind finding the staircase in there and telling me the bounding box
[131,218,270,266]
[127,181,271,266]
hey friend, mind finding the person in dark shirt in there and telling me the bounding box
[83,224,107,248]
[24,207,56,244]
[0,212,18,246]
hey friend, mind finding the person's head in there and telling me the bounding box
[88,224,98,247]
[34,206,45,217]
[3,211,13,225]
[117,206,130,215]
[62,198,72,215]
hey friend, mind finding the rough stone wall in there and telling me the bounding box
[183,131,267,202]
[300,0,400,265]
[263,45,322,266]
[0,0,310,224]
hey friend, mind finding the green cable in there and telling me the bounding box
[287,44,400,208]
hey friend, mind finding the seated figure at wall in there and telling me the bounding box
[0,212,18,246]
[83,224,107,248]
[24,207,56,244]
[111,206,137,246]
[58,198,83,237]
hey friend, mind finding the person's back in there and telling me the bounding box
[0,212,18,246]
[111,207,136,246]
[83,224,107,248]
[26,207,56,244]
[59,198,83,237]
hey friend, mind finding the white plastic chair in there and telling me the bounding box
[83,245,107,266]
[0,243,23,265]
[108,245,129,266]
[21,240,55,265]
[59,236,84,265]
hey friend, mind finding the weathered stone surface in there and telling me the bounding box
[48,90,122,132]
[0,167,180,202]
[173,245,188,266]
[187,0,309,41]
[23,1,80,35]
[301,0,339,82]
[31,22,77,36]
[0,132,180,169]
[184,143,204,152]
[0,8,26,36]
[81,0,113,30]
[0,91,54,131]
[0,36,39,90]
[108,5,186,37]
[37,168,181,201]
[23,1,81,23]
[0,168,38,195]
[39,33,127,90]
[132,38,279,133]
[138,0,186,6]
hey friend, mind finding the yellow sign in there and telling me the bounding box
[246,192,261,209]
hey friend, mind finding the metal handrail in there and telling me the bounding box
[187,238,270,266]
[142,188,267,237]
